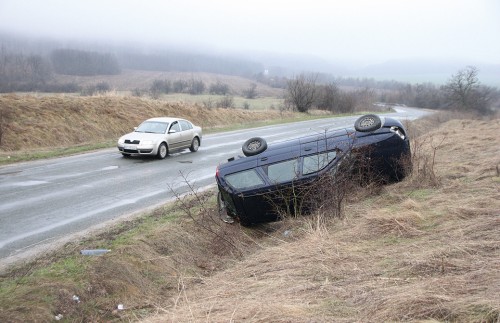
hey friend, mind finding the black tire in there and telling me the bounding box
[189,137,200,152]
[242,137,267,157]
[354,114,382,132]
[156,143,168,159]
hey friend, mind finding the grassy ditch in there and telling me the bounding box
[1,113,498,322]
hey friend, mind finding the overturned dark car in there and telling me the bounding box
[215,114,411,226]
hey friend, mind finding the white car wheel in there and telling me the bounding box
[189,137,200,152]
[157,143,168,159]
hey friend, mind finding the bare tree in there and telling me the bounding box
[442,66,500,115]
[187,78,205,95]
[442,66,480,111]
[286,73,318,112]
[216,95,234,108]
[337,91,357,113]
[315,82,339,112]
[26,55,52,84]
[209,80,230,95]
[242,83,257,99]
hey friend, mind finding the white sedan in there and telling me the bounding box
[117,117,202,159]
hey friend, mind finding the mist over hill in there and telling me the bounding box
[1,32,498,87]
[351,58,500,86]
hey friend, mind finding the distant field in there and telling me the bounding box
[54,69,285,97]
[159,93,284,110]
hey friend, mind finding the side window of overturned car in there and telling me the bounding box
[225,169,265,190]
[267,159,300,183]
[303,151,337,175]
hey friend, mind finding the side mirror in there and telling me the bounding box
[168,129,177,134]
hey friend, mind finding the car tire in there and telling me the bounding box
[242,137,267,156]
[189,137,200,152]
[157,143,168,159]
[354,114,382,132]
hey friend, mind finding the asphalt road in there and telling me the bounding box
[0,107,429,269]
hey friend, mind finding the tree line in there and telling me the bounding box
[1,40,497,115]
[285,66,499,115]
[0,47,263,93]
[119,52,262,77]
[0,48,120,92]
[50,49,121,76]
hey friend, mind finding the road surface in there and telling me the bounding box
[0,107,429,270]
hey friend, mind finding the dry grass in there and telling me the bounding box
[1,114,498,322]
[0,93,294,152]
[140,115,499,322]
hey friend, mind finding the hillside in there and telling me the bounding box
[0,113,498,322]
[0,94,292,153]
[54,69,285,97]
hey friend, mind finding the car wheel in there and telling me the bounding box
[157,143,168,159]
[354,114,382,132]
[242,137,267,156]
[189,137,200,152]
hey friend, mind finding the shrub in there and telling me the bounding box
[209,81,230,95]
[80,82,111,96]
[242,83,258,99]
[188,79,206,95]
[216,95,234,109]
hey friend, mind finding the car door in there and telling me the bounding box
[167,121,182,150]
[178,120,194,148]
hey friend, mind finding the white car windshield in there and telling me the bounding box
[135,121,169,134]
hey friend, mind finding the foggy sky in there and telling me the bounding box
[1,0,499,67]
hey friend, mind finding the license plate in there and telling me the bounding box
[125,145,135,150]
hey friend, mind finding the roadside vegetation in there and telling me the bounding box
[1,36,499,322]
[3,66,498,166]
[0,93,325,165]
[0,112,498,322]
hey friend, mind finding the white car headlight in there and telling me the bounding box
[118,138,125,144]
[140,140,153,146]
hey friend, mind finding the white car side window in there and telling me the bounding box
[170,122,181,132]
[179,120,192,131]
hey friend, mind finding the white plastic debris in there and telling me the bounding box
[55,314,63,320]
[72,295,80,303]
[117,304,124,310]
[80,249,110,256]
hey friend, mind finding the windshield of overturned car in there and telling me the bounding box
[224,150,338,191]
[135,121,169,134]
